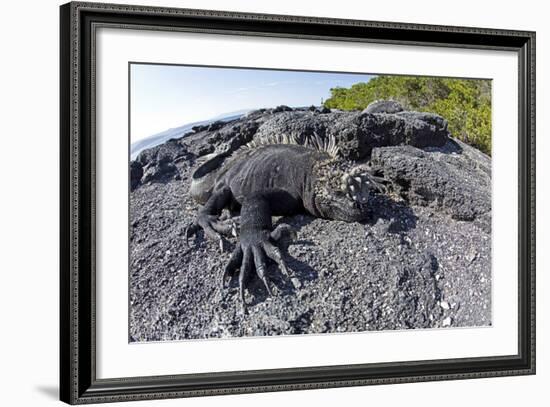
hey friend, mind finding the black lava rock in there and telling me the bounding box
[129,102,491,341]
[362,100,404,114]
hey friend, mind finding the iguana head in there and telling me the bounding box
[308,160,386,222]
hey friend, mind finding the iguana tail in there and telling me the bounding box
[189,152,230,204]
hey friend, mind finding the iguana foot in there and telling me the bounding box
[221,223,296,310]
[185,215,238,252]
[270,223,297,242]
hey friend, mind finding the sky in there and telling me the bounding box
[130,64,374,142]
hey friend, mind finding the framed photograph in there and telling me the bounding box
[60,1,535,404]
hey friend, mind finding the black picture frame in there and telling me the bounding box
[60,1,536,404]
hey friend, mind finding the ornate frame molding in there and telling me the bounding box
[60,2,535,404]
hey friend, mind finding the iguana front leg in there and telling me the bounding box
[185,185,237,251]
[221,195,296,310]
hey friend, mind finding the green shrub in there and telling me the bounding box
[323,76,492,155]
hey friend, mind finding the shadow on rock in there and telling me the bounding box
[245,242,319,306]
[289,309,314,334]
[364,194,418,234]
[277,213,316,230]
[423,138,463,154]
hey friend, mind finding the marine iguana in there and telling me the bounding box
[185,134,387,308]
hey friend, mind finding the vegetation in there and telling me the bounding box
[323,76,492,155]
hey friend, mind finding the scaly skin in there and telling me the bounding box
[186,143,386,310]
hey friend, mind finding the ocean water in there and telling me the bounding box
[130,110,250,160]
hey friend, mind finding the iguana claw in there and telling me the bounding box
[221,223,296,309]
[185,215,238,252]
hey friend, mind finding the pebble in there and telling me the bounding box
[290,277,302,289]
[442,317,452,327]
[439,301,450,310]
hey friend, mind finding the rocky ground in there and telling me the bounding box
[129,103,491,342]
